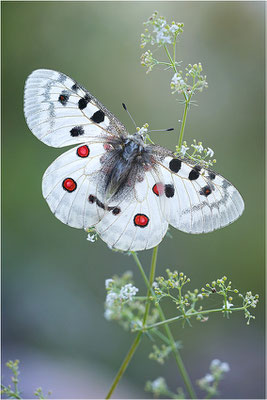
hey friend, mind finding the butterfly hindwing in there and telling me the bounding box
[154,155,244,234]
[94,170,168,251]
[42,141,108,228]
[24,69,127,148]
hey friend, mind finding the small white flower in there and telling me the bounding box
[211,359,220,367]
[138,126,148,135]
[170,24,179,33]
[106,292,118,307]
[104,309,113,320]
[180,144,189,156]
[220,362,230,372]
[151,377,165,390]
[204,373,214,383]
[223,300,233,309]
[192,144,204,153]
[206,147,214,157]
[119,283,139,301]
[87,233,97,242]
[105,279,114,289]
[171,73,185,86]
[156,30,172,44]
[152,281,159,288]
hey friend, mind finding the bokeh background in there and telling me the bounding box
[2,1,265,399]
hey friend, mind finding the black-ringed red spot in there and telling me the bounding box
[62,178,77,192]
[134,214,149,228]
[77,145,90,158]
[152,183,164,196]
[58,92,69,106]
[199,185,212,197]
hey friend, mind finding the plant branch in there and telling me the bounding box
[132,252,196,399]
[143,306,247,331]
[105,247,158,399]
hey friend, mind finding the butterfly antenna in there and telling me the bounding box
[122,103,137,129]
[147,128,174,133]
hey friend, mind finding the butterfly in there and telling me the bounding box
[24,69,244,251]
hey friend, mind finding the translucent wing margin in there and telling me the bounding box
[153,155,244,234]
[24,69,127,148]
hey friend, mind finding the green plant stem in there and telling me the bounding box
[142,246,158,325]
[164,45,177,73]
[132,252,196,399]
[178,99,190,150]
[143,306,246,330]
[105,247,158,399]
[105,331,142,399]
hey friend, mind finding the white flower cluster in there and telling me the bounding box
[198,359,230,394]
[171,73,187,94]
[210,359,230,373]
[176,140,215,168]
[104,280,139,321]
[141,11,184,48]
[119,283,139,301]
[140,50,154,73]
[244,291,259,308]
[153,21,171,45]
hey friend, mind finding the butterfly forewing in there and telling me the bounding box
[24,69,127,148]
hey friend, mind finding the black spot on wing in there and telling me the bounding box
[169,158,181,173]
[78,94,91,110]
[71,83,79,92]
[208,171,216,180]
[89,195,96,203]
[165,184,175,198]
[90,110,105,123]
[70,126,85,137]
[112,207,121,215]
[189,166,201,181]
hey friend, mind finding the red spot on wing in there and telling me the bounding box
[134,214,149,227]
[104,143,112,151]
[77,145,90,158]
[152,183,164,196]
[62,178,77,192]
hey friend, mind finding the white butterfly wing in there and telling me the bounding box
[94,171,168,251]
[24,69,127,148]
[42,142,108,228]
[153,155,244,234]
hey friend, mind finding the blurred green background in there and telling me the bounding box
[2,1,265,398]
